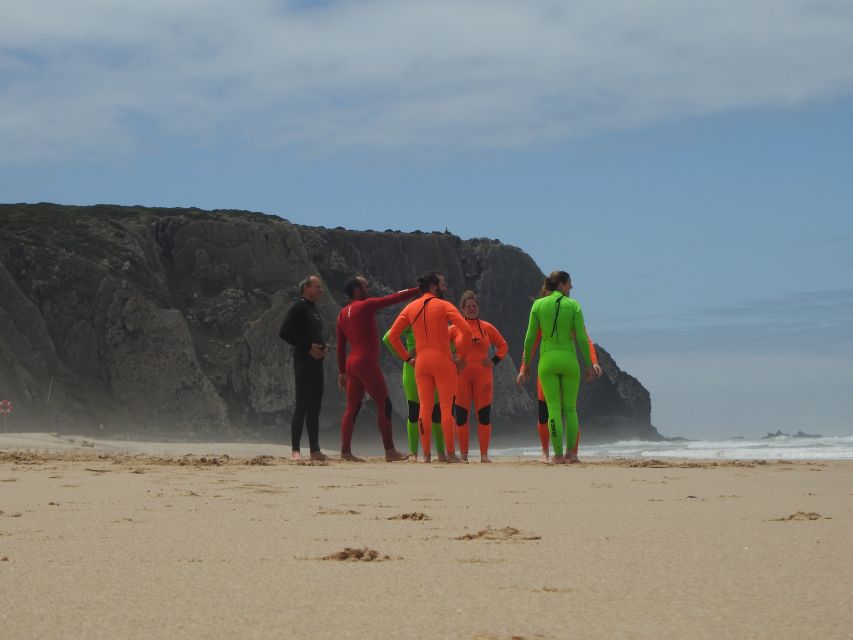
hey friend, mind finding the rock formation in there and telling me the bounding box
[0,203,662,445]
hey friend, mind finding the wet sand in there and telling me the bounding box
[1,434,852,639]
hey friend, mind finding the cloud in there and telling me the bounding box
[3,0,853,162]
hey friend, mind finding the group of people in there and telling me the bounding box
[278,270,601,464]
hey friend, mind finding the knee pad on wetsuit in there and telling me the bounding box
[454,405,469,427]
[384,396,393,419]
[538,400,548,425]
[477,405,491,426]
[407,400,420,423]
[431,403,441,423]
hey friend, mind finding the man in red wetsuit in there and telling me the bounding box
[336,275,419,461]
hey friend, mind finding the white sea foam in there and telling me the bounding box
[495,434,853,460]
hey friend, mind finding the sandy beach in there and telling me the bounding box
[1,434,851,639]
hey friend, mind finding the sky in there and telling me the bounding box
[2,1,852,439]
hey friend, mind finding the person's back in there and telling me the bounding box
[530,291,588,356]
[394,293,460,358]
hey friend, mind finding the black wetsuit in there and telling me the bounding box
[279,297,326,452]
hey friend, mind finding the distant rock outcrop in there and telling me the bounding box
[0,203,662,444]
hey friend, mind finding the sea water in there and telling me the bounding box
[494,434,853,460]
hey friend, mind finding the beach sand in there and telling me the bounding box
[1,433,851,639]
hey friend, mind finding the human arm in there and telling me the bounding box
[279,303,309,351]
[446,305,471,360]
[584,331,602,381]
[335,316,348,374]
[387,311,413,362]
[362,287,420,312]
[519,304,541,383]
[573,304,593,369]
[485,322,508,367]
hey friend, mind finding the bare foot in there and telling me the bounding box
[385,449,410,462]
[553,455,568,465]
[480,456,492,463]
[291,451,304,461]
[445,453,462,464]
[568,454,580,463]
[309,451,328,461]
[422,453,432,463]
[437,452,448,463]
[460,453,468,462]
[341,453,365,462]
[539,454,550,463]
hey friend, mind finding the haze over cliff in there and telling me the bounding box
[0,203,661,445]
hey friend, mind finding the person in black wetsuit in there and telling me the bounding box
[279,275,328,461]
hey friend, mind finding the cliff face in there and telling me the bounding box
[0,204,661,444]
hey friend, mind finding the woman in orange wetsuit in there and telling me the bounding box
[387,272,471,463]
[450,291,508,463]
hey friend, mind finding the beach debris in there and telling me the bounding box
[388,512,430,521]
[322,547,392,562]
[248,456,275,466]
[773,511,828,521]
[84,468,111,473]
[456,526,541,541]
[1,556,9,561]
[317,508,360,515]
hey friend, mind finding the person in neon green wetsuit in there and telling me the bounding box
[519,271,593,463]
[382,326,447,460]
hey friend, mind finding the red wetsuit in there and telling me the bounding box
[523,328,598,456]
[450,317,508,456]
[336,287,419,454]
[388,293,471,456]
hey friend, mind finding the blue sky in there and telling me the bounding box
[2,1,852,438]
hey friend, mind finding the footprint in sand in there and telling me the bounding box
[388,512,430,521]
[772,511,829,521]
[322,547,394,562]
[456,526,541,541]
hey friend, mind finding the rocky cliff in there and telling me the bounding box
[0,203,661,445]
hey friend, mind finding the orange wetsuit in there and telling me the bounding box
[388,293,471,456]
[523,328,598,457]
[450,317,508,457]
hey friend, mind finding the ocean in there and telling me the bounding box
[494,434,853,461]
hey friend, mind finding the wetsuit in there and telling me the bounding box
[382,326,446,457]
[449,317,508,457]
[522,329,598,457]
[336,287,419,455]
[279,296,326,453]
[522,291,593,458]
[388,293,471,457]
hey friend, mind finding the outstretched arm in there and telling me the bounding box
[363,287,419,312]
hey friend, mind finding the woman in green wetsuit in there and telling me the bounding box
[519,271,593,464]
[382,327,447,461]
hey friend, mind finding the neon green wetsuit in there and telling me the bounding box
[522,291,593,457]
[382,327,446,456]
